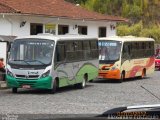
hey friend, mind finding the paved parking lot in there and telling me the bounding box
[0,71,160,114]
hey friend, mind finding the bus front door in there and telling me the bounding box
[121,43,131,78]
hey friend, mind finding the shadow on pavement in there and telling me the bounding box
[93,77,150,84]
[13,84,94,94]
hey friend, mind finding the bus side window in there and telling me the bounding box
[55,43,65,63]
[145,42,154,57]
[66,41,76,61]
[128,45,131,56]
[150,41,154,56]
[90,40,99,59]
[122,42,131,59]
[83,41,91,59]
[75,41,84,60]
[132,42,138,58]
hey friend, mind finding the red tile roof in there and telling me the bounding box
[0,2,17,13]
[0,0,127,22]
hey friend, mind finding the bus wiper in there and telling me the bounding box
[12,60,25,61]
[11,60,31,65]
[25,60,46,65]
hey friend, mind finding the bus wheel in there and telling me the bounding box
[51,80,57,94]
[140,69,146,79]
[89,79,93,83]
[77,75,87,89]
[81,77,86,89]
[12,87,17,93]
[119,72,125,83]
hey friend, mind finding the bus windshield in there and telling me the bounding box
[9,39,54,66]
[99,40,122,63]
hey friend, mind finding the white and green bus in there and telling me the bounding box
[6,34,99,93]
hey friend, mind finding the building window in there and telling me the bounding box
[58,25,69,35]
[45,24,56,35]
[30,23,43,35]
[99,27,106,37]
[78,26,87,35]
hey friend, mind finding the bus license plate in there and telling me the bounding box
[98,76,104,78]
[22,85,31,89]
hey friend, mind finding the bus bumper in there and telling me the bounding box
[6,75,52,89]
[98,69,121,80]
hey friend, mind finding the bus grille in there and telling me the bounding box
[16,74,39,79]
[102,68,110,70]
[17,80,37,86]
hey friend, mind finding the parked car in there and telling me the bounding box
[155,56,160,70]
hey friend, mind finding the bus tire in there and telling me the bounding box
[51,79,57,94]
[89,79,93,83]
[119,72,125,83]
[77,75,87,89]
[140,69,146,79]
[80,78,86,89]
[12,87,17,93]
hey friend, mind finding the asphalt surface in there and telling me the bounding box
[0,71,160,115]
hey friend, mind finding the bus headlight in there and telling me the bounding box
[41,70,50,78]
[7,69,14,77]
[111,66,117,71]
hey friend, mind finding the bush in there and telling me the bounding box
[117,21,142,36]
[140,26,160,43]
[117,22,160,43]
[116,25,130,36]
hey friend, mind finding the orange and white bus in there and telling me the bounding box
[98,36,155,82]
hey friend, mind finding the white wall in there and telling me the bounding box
[0,15,117,37]
[0,17,12,35]
[12,20,30,37]
[107,22,117,36]
[55,19,117,37]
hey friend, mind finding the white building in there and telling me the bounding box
[0,0,126,38]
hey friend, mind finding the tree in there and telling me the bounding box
[66,0,160,42]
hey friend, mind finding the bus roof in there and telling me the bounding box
[99,36,154,42]
[15,34,97,41]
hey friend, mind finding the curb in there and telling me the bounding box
[0,81,8,89]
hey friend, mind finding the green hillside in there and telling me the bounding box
[66,0,160,43]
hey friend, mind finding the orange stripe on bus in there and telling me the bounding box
[99,69,120,79]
